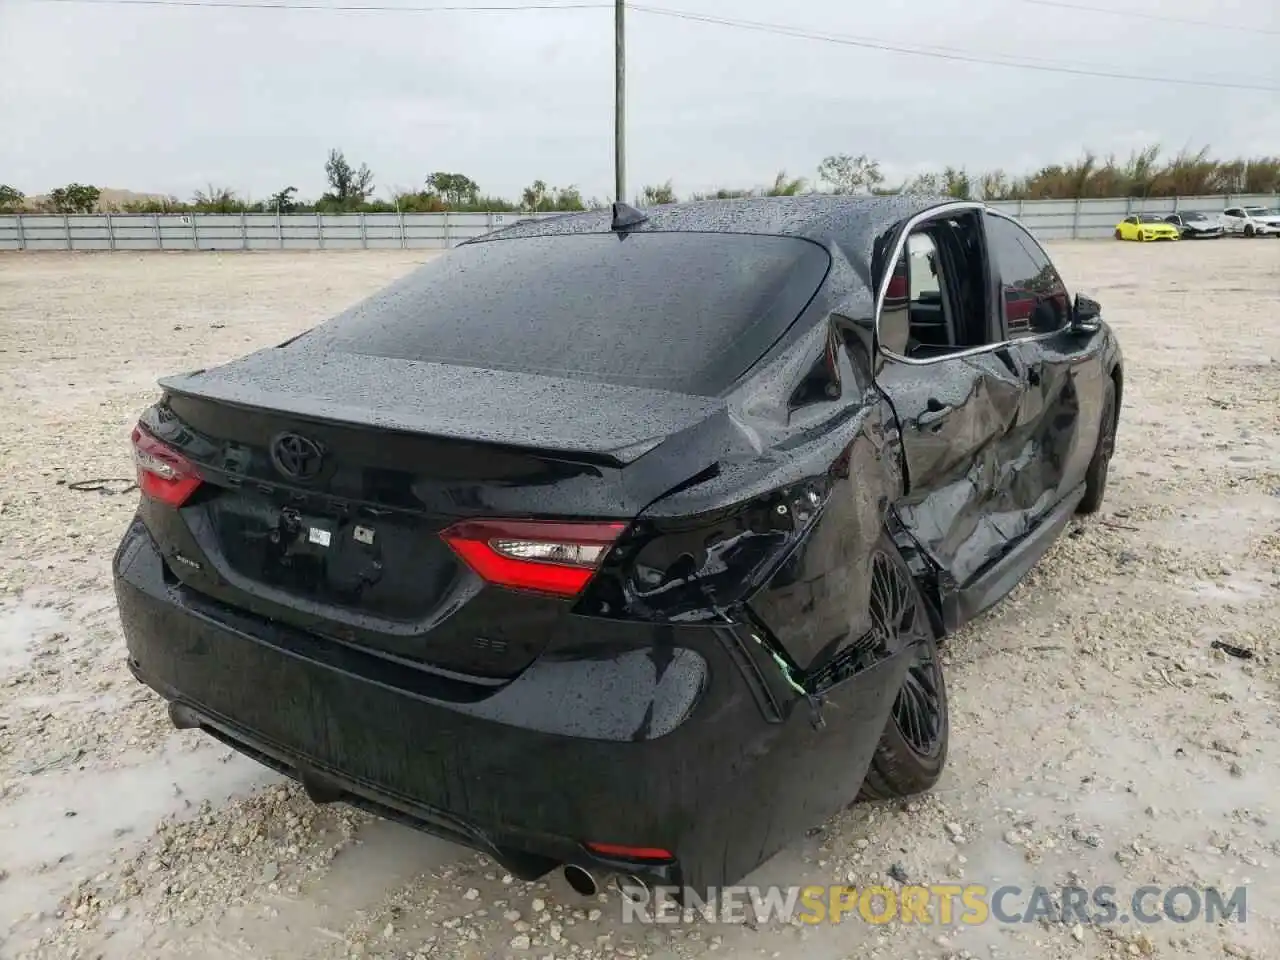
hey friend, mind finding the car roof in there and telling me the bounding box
[465,194,963,271]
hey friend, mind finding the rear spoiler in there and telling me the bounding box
[158,347,727,467]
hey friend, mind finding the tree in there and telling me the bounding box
[1123,144,1161,198]
[323,148,374,208]
[45,183,101,214]
[942,166,972,200]
[0,184,23,213]
[817,153,884,194]
[765,170,806,196]
[192,184,241,213]
[640,181,677,205]
[520,180,585,212]
[978,170,1014,201]
[425,172,480,208]
[899,172,941,196]
[268,186,299,213]
[552,185,585,211]
[521,179,548,211]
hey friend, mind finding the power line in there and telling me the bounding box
[18,0,1277,90]
[628,4,1279,92]
[633,4,1270,89]
[20,0,610,11]
[1018,0,1279,36]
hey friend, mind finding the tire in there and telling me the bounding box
[1077,377,1117,515]
[856,539,949,802]
[1245,225,1256,238]
[1114,228,1123,240]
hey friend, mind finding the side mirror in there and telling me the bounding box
[1071,293,1102,334]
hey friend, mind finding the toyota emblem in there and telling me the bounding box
[270,433,325,481]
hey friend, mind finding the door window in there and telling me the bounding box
[880,212,993,360]
[984,213,1070,336]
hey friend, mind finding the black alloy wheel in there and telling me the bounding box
[856,540,949,801]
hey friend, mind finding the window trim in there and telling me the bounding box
[875,203,1070,367]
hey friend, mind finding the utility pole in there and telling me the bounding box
[614,0,626,204]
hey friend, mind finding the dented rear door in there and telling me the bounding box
[877,348,1028,589]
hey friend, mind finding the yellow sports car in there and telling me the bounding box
[1114,214,1180,241]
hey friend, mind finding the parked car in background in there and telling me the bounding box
[1222,206,1280,237]
[1163,211,1225,239]
[1114,214,1180,242]
[114,195,1123,898]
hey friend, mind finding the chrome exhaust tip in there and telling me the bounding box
[563,864,598,897]
[167,701,201,730]
[610,873,651,904]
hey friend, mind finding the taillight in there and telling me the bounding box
[584,841,674,861]
[440,519,626,598]
[131,425,202,507]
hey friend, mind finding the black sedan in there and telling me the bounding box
[1165,211,1225,238]
[114,195,1123,897]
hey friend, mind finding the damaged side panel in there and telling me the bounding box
[587,403,889,627]
[877,349,1028,589]
[1016,333,1106,506]
[743,405,900,673]
[587,387,902,676]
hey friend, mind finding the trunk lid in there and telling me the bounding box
[143,348,729,681]
[160,347,726,465]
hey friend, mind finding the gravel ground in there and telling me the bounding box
[0,241,1277,960]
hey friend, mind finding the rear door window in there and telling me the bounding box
[984,214,1070,336]
[306,232,830,396]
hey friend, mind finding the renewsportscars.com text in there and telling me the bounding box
[618,884,1248,926]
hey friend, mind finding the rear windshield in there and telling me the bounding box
[305,231,830,396]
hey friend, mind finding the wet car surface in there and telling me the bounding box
[114,195,1124,896]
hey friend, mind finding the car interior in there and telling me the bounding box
[880,212,992,360]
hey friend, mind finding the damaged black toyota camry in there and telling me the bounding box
[114,195,1122,896]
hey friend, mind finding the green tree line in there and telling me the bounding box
[2,144,1277,216]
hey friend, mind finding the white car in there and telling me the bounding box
[1222,205,1280,237]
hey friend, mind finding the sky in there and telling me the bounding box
[0,0,1277,203]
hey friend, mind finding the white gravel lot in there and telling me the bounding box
[0,240,1277,960]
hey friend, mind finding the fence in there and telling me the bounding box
[987,194,1278,240]
[0,195,1276,251]
[0,210,560,252]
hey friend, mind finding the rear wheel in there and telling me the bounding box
[856,540,949,802]
[1077,377,1117,515]
[1114,228,1123,240]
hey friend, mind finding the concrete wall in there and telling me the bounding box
[1,195,1276,250]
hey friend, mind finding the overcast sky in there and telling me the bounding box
[1,0,1276,202]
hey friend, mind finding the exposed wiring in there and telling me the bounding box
[65,478,139,494]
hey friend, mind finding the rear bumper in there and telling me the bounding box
[114,519,907,889]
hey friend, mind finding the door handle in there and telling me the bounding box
[918,403,953,430]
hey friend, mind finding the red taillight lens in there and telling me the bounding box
[131,425,202,507]
[584,842,674,861]
[440,519,626,598]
